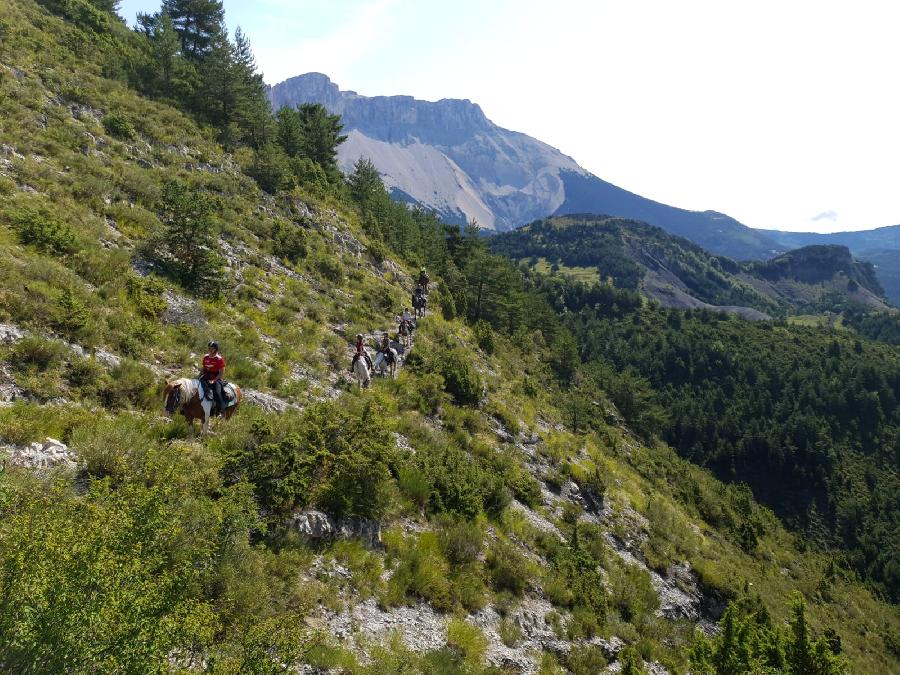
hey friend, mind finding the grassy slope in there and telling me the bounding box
[0,2,897,672]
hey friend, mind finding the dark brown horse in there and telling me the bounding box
[163,378,242,434]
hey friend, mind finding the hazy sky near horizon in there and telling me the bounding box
[119,0,900,233]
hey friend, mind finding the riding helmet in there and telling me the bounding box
[208,340,219,350]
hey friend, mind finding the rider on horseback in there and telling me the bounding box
[380,333,396,365]
[200,341,226,416]
[402,307,413,329]
[351,333,373,372]
[418,267,429,293]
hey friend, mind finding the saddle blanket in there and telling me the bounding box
[200,381,238,408]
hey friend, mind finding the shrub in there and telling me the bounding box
[414,444,507,518]
[397,464,430,510]
[486,540,530,596]
[102,112,135,139]
[97,360,156,410]
[439,349,482,406]
[446,619,487,668]
[11,205,77,255]
[220,401,395,520]
[71,416,154,480]
[383,532,451,610]
[247,143,292,194]
[438,517,484,566]
[473,320,495,354]
[271,221,307,263]
[65,356,106,391]
[10,337,68,373]
[609,563,659,624]
[316,253,343,284]
[563,645,608,675]
[499,618,522,647]
[149,181,223,298]
[125,275,167,319]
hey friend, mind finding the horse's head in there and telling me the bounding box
[163,381,182,417]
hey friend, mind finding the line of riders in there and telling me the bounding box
[352,269,429,375]
[166,269,432,427]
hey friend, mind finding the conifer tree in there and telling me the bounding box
[136,11,194,100]
[162,0,225,59]
[276,106,305,158]
[153,181,223,297]
[295,103,347,180]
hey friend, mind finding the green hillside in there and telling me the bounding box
[491,215,888,316]
[0,1,897,673]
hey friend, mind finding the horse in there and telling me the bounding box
[163,377,242,434]
[373,348,398,379]
[352,352,372,388]
[413,293,427,318]
[398,319,412,348]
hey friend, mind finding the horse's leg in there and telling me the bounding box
[200,400,212,435]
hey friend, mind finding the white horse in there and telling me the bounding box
[352,352,372,388]
[163,377,241,435]
[373,348,399,379]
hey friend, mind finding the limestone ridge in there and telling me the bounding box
[268,73,783,260]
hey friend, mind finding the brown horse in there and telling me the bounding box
[163,377,242,434]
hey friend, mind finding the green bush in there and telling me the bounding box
[97,360,156,410]
[499,618,522,647]
[102,112,135,139]
[438,517,484,566]
[440,348,482,406]
[10,336,68,373]
[563,645,608,675]
[220,401,395,520]
[609,563,659,624]
[383,531,452,611]
[125,275,168,319]
[10,205,77,255]
[446,618,488,668]
[65,355,106,391]
[486,540,530,596]
[414,444,508,518]
[316,253,344,284]
[247,143,292,194]
[473,320,495,354]
[272,220,307,263]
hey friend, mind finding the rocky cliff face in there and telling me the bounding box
[268,74,782,260]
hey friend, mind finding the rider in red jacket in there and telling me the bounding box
[201,341,226,415]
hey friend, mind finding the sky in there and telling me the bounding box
[118,0,900,233]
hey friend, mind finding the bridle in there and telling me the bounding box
[164,384,182,415]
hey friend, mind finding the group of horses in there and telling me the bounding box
[164,291,427,432]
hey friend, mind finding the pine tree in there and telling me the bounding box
[295,103,347,180]
[136,11,194,100]
[348,158,383,203]
[276,106,304,158]
[162,0,225,59]
[153,181,223,297]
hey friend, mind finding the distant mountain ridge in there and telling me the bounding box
[759,226,900,304]
[490,215,888,316]
[268,73,783,260]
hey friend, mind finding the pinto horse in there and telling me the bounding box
[163,377,242,434]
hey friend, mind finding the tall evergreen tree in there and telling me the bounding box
[276,106,304,158]
[295,103,347,180]
[162,0,225,59]
[153,181,223,297]
[136,11,194,100]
